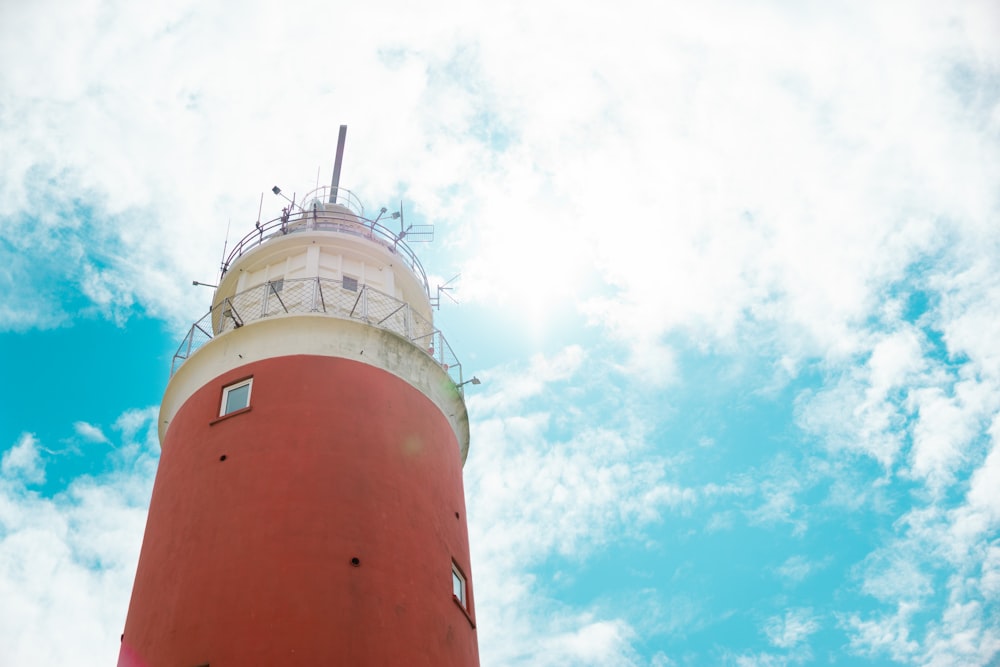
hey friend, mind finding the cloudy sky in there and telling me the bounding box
[2,1,999,665]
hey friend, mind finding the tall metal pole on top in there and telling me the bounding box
[329,125,348,204]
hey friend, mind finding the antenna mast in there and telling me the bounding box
[329,124,348,204]
[218,218,232,279]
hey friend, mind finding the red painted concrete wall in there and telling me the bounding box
[120,355,479,666]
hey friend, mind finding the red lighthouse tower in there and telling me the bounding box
[119,131,479,666]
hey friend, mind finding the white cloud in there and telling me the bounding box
[867,329,927,400]
[842,424,1000,665]
[0,0,991,348]
[775,555,829,585]
[73,421,109,444]
[1,434,45,485]
[726,649,806,667]
[845,596,1000,667]
[906,385,982,493]
[465,349,706,664]
[764,608,820,650]
[921,600,1000,667]
[2,1,1000,665]
[705,511,735,533]
[467,347,707,565]
[981,543,1000,600]
[469,345,585,415]
[0,410,158,667]
[963,418,1000,524]
[539,619,640,667]
[858,549,935,604]
[744,465,809,536]
[842,603,921,664]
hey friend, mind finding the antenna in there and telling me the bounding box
[329,124,348,204]
[218,218,232,279]
[255,192,263,229]
[431,273,460,310]
[392,201,434,245]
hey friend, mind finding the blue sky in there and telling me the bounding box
[2,1,999,665]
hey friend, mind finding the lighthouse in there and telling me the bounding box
[118,130,480,666]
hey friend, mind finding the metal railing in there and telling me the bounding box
[170,277,463,386]
[222,186,430,295]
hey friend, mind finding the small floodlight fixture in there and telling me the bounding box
[272,185,296,207]
[456,376,481,389]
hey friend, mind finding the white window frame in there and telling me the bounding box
[220,378,253,416]
[452,562,467,608]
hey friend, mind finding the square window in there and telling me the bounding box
[269,278,284,293]
[452,563,467,608]
[221,378,252,416]
[342,276,358,292]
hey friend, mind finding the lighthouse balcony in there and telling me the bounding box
[171,276,464,386]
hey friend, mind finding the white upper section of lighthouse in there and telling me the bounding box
[214,186,433,329]
[170,185,466,389]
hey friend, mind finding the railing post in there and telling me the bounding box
[269,282,288,313]
[225,298,244,328]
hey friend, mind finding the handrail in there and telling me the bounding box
[221,187,430,295]
[170,277,463,388]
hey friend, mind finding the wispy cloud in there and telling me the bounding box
[774,555,830,585]
[764,608,820,650]
[73,421,109,444]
